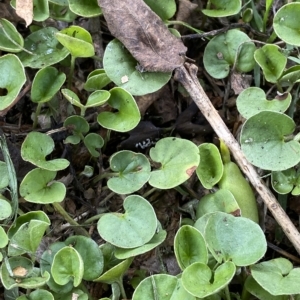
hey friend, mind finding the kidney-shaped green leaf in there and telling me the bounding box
[202,0,241,17]
[203,29,256,79]
[31,66,66,103]
[51,246,84,287]
[237,87,291,119]
[251,258,300,296]
[84,69,112,91]
[182,261,236,298]
[149,137,200,189]
[103,39,171,96]
[196,143,223,189]
[240,111,300,171]
[133,274,195,300]
[55,25,94,58]
[97,195,157,248]
[0,54,26,111]
[205,212,267,266]
[65,235,104,281]
[84,133,104,157]
[17,27,70,68]
[21,132,69,171]
[97,87,141,132]
[69,0,102,17]
[19,168,66,204]
[144,0,176,20]
[19,289,54,300]
[107,150,151,194]
[174,225,208,270]
[274,3,300,46]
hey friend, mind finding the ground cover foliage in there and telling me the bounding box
[1,0,300,299]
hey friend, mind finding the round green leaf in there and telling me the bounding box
[107,150,151,194]
[21,132,70,171]
[271,168,296,194]
[0,196,11,221]
[22,289,54,300]
[51,246,84,287]
[31,66,66,103]
[69,0,102,17]
[84,69,112,91]
[17,27,70,68]
[240,111,300,171]
[103,39,171,96]
[84,133,104,157]
[64,115,89,136]
[202,0,241,17]
[93,257,133,284]
[196,189,240,219]
[133,275,195,300]
[97,195,157,248]
[97,87,141,132]
[0,226,8,248]
[65,236,104,281]
[254,44,287,83]
[196,143,223,189]
[205,212,267,266]
[251,258,300,296]
[20,168,66,204]
[114,228,167,259]
[86,90,110,108]
[144,0,176,20]
[55,25,94,58]
[0,161,9,189]
[203,29,256,79]
[149,137,200,189]
[0,54,26,111]
[0,18,24,52]
[182,261,236,298]
[174,225,208,270]
[49,3,77,22]
[237,87,291,119]
[274,3,300,46]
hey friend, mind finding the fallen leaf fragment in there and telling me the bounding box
[16,0,33,27]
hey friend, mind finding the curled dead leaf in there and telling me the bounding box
[98,0,187,72]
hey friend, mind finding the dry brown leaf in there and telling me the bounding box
[16,0,33,27]
[98,0,187,72]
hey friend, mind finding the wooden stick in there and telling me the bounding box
[174,63,300,254]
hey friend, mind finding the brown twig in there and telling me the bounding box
[174,63,300,255]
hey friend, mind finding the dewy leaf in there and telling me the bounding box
[98,0,187,72]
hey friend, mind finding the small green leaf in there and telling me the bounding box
[279,65,300,87]
[0,18,24,52]
[17,27,70,68]
[55,25,94,58]
[31,66,66,103]
[51,246,84,287]
[237,87,291,119]
[182,261,236,298]
[85,90,110,108]
[205,212,267,265]
[97,195,157,248]
[251,258,300,295]
[69,0,102,17]
[107,150,151,194]
[65,236,104,281]
[202,0,241,17]
[61,88,84,109]
[103,39,171,96]
[18,289,54,300]
[97,87,141,132]
[174,225,207,270]
[196,189,240,219]
[133,275,195,300]
[0,226,8,248]
[203,29,256,79]
[64,115,90,138]
[0,54,26,111]
[196,143,223,189]
[49,3,77,22]
[240,111,300,171]
[21,132,69,171]
[19,168,66,204]
[149,137,200,189]
[274,3,300,46]
[84,69,112,91]
[84,133,104,157]
[271,168,296,194]
[144,0,176,20]
[254,44,287,83]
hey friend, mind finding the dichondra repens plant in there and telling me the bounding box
[1,0,300,299]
